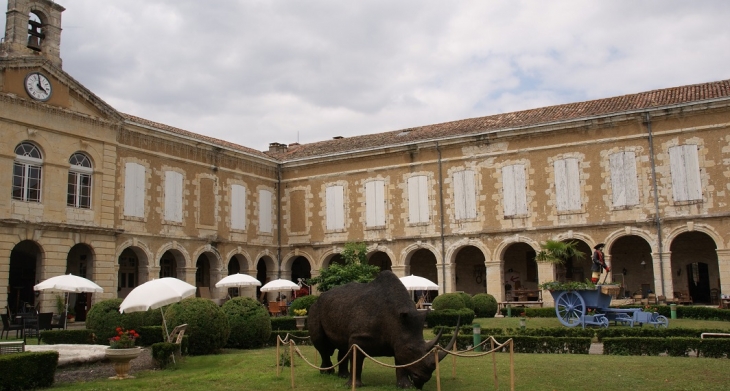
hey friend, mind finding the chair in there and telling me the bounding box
[710,289,720,305]
[38,312,53,331]
[268,301,281,316]
[168,324,187,344]
[1,314,22,339]
[50,311,67,330]
[415,296,426,309]
[22,315,40,344]
[647,293,657,305]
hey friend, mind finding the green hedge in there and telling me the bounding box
[426,308,475,328]
[0,351,58,391]
[138,326,166,346]
[271,317,297,331]
[438,334,591,353]
[595,327,728,341]
[40,329,96,345]
[472,293,498,318]
[499,306,555,318]
[603,337,730,357]
[151,342,181,369]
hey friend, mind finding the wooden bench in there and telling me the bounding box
[498,301,544,311]
[0,341,25,354]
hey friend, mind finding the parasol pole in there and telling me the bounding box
[161,307,170,341]
[64,292,69,330]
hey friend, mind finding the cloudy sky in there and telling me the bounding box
[5,1,730,151]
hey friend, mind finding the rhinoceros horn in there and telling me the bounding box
[437,316,461,361]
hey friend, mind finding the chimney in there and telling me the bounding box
[268,142,288,153]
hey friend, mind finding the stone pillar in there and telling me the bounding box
[485,261,502,301]
[390,265,407,278]
[652,252,672,298]
[717,249,730,297]
[537,262,556,306]
[437,262,455,294]
[181,267,197,286]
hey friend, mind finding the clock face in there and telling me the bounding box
[24,72,53,101]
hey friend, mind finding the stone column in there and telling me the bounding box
[485,261,502,301]
[537,262,556,306]
[717,249,730,298]
[652,252,672,298]
[390,265,407,278]
[436,262,456,294]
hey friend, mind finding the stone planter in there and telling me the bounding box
[294,316,307,330]
[105,347,142,379]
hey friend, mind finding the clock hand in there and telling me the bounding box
[36,80,46,93]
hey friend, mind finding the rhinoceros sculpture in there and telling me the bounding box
[308,270,459,389]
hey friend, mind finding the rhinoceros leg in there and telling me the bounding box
[337,349,350,378]
[343,351,364,388]
[313,342,335,375]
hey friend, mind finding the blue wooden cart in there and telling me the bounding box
[549,286,669,329]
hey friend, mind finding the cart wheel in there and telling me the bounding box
[554,291,585,327]
[599,316,609,328]
[654,315,669,328]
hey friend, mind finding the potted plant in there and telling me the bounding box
[293,308,307,330]
[67,308,76,322]
[105,327,142,379]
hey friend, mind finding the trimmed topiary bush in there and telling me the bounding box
[165,297,230,355]
[221,297,271,349]
[288,295,318,316]
[457,292,474,310]
[431,293,466,311]
[472,293,498,318]
[86,298,163,344]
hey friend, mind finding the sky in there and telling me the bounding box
[4,1,730,152]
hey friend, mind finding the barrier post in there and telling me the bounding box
[491,338,498,390]
[434,349,441,391]
[509,339,515,391]
[289,341,295,389]
[351,347,357,391]
[276,336,281,377]
[473,323,481,352]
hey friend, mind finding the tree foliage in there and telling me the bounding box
[308,242,380,292]
[535,240,585,264]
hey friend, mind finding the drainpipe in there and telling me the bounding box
[277,163,282,279]
[436,142,447,294]
[645,112,666,295]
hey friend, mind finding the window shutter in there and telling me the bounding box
[418,176,429,223]
[453,171,466,220]
[231,184,246,230]
[502,165,515,216]
[326,185,345,230]
[408,176,420,223]
[555,159,581,212]
[365,180,385,227]
[513,164,527,215]
[259,189,272,233]
[124,162,145,217]
[554,160,569,211]
[609,153,627,207]
[683,145,702,201]
[164,171,183,222]
[454,170,476,220]
[669,146,690,202]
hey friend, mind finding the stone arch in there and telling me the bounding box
[224,248,253,274]
[191,244,223,272]
[665,223,725,251]
[401,242,442,266]
[281,250,315,274]
[445,238,490,265]
[115,240,153,298]
[155,242,191,269]
[253,249,278,273]
[668,229,720,304]
[319,246,345,269]
[553,231,599,252]
[447,239,489,295]
[7,240,44,314]
[366,244,394,271]
[402,244,441,293]
[603,227,658,255]
[493,236,540,263]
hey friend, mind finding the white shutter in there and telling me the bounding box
[259,189,272,233]
[554,160,569,211]
[502,165,516,216]
[124,162,145,217]
[609,153,627,207]
[453,171,466,220]
[408,175,429,223]
[611,152,639,207]
[513,164,527,215]
[683,145,702,201]
[565,158,581,210]
[231,184,246,230]
[418,176,429,223]
[555,159,580,211]
[669,146,688,202]
[623,152,639,206]
[408,176,420,223]
[326,185,344,230]
[365,180,385,227]
[464,170,476,218]
[164,171,183,222]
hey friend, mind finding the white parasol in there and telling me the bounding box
[260,279,299,293]
[34,273,104,329]
[215,273,261,290]
[119,277,196,341]
[399,275,439,291]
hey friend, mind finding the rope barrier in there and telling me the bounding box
[276,334,516,390]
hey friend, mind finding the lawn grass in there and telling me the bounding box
[50,344,730,391]
[33,316,730,390]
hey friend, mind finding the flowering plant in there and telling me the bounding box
[293,309,307,316]
[109,327,140,349]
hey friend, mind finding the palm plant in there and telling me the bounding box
[534,240,585,264]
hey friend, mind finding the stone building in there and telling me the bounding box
[2,0,729,317]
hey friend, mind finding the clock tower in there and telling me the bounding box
[1,0,65,67]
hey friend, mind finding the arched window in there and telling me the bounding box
[13,142,43,202]
[68,153,92,208]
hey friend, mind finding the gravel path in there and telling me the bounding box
[54,348,158,384]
